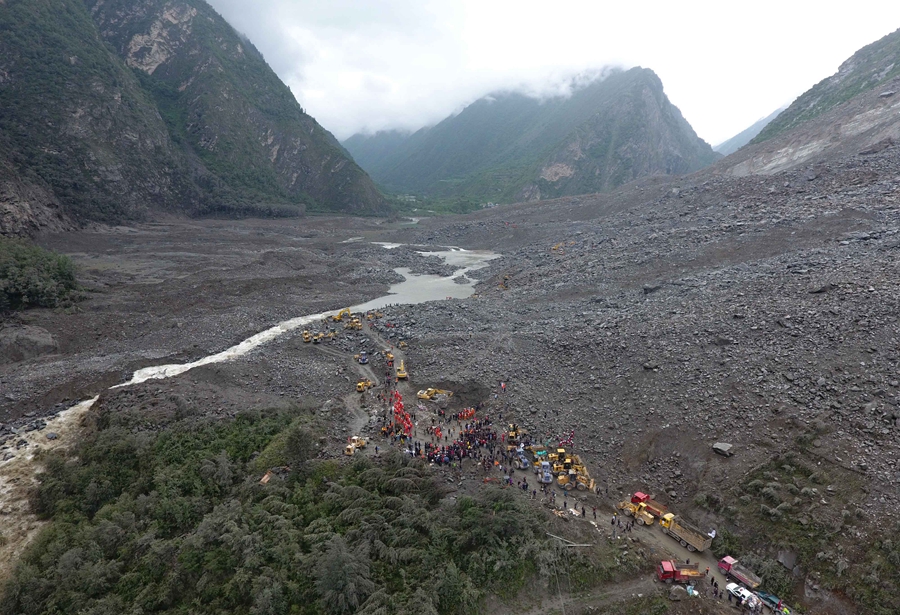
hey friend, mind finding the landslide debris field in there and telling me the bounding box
[2,145,900,614]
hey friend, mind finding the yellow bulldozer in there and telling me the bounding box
[302,330,312,343]
[345,318,363,330]
[617,500,656,526]
[417,388,453,401]
[557,469,596,492]
[356,379,375,392]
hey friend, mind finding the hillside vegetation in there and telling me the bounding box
[0,399,634,615]
[0,238,77,311]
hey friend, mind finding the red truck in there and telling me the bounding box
[631,491,668,518]
[656,560,704,584]
[718,556,761,589]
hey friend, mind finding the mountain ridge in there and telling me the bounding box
[0,0,386,237]
[344,68,720,203]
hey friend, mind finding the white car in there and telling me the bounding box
[726,582,754,603]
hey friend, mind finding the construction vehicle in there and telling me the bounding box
[659,514,713,552]
[396,360,408,379]
[312,333,325,344]
[385,351,394,362]
[557,468,595,492]
[718,556,761,589]
[349,436,366,449]
[344,444,356,456]
[507,424,528,449]
[417,388,453,401]
[512,446,531,470]
[628,492,668,519]
[345,318,363,330]
[536,460,554,484]
[617,499,656,526]
[331,308,351,322]
[398,341,408,349]
[356,379,375,392]
[354,351,369,365]
[656,560,705,584]
[302,330,312,343]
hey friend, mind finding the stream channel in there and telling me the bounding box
[1,245,500,464]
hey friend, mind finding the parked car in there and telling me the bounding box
[726,582,754,602]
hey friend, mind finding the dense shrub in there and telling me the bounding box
[0,404,562,615]
[0,238,77,310]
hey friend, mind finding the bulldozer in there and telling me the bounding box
[617,500,656,526]
[557,469,596,492]
[417,388,453,401]
[356,379,375,392]
[330,308,352,322]
[396,360,408,379]
[398,341,408,349]
[302,330,312,343]
[349,436,366,449]
[345,317,363,330]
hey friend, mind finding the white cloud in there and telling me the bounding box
[207,0,900,144]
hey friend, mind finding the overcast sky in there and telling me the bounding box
[206,0,900,146]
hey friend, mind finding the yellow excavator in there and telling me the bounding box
[312,333,325,344]
[331,308,351,322]
[396,360,408,379]
[417,388,453,400]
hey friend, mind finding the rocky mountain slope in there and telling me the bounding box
[754,26,900,144]
[344,68,719,203]
[0,0,385,237]
[714,106,785,156]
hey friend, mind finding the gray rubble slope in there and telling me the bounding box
[379,145,900,522]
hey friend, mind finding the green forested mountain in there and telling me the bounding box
[344,68,719,203]
[753,27,900,144]
[0,0,385,236]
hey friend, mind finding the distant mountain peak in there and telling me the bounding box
[344,66,718,203]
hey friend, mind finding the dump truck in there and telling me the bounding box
[718,556,761,589]
[396,360,408,379]
[417,388,453,400]
[656,560,705,584]
[630,492,668,518]
[617,500,656,526]
[659,514,713,552]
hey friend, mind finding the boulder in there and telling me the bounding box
[0,325,58,364]
[712,442,734,457]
